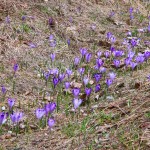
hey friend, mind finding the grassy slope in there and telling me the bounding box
[0,0,150,149]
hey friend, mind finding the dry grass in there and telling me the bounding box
[0,0,150,149]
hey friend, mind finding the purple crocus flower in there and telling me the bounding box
[35,108,45,119]
[48,18,54,27]
[144,51,150,60]
[29,43,36,48]
[122,38,129,45]
[1,85,6,94]
[113,59,120,68]
[96,58,104,68]
[67,39,70,46]
[10,112,23,123]
[130,62,137,70]
[72,98,82,109]
[8,98,15,109]
[127,31,132,36]
[130,39,137,47]
[137,28,145,33]
[95,84,101,93]
[72,88,80,97]
[93,73,102,83]
[124,58,131,67]
[59,73,65,82]
[21,15,26,21]
[53,77,59,88]
[50,68,59,76]
[45,102,56,114]
[106,78,113,87]
[83,76,89,86]
[85,88,92,96]
[50,53,56,62]
[148,24,150,32]
[129,7,133,14]
[5,16,10,24]
[69,16,73,23]
[113,50,124,57]
[128,51,135,59]
[110,35,116,43]
[80,48,87,57]
[94,65,99,70]
[109,11,115,17]
[106,32,112,39]
[97,51,102,58]
[50,40,56,47]
[135,54,145,64]
[144,41,150,46]
[78,67,85,75]
[85,53,92,63]
[146,75,150,81]
[130,15,134,20]
[104,51,110,58]
[48,118,55,128]
[127,45,132,51]
[74,57,80,66]
[91,24,96,30]
[44,72,50,80]
[108,72,116,80]
[64,82,70,89]
[99,67,106,73]
[0,112,7,125]
[49,35,56,47]
[49,34,54,41]
[66,69,72,78]
[129,7,134,20]
[110,46,116,52]
[13,64,19,72]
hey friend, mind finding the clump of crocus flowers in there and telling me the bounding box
[35,102,56,129]
[0,98,23,135]
[1,11,150,136]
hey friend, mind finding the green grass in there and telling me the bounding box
[98,111,113,125]
[20,23,31,33]
[145,111,150,118]
[62,122,79,138]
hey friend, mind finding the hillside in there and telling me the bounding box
[0,0,150,149]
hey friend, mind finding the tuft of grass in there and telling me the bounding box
[62,122,79,138]
[131,27,138,37]
[0,63,4,72]
[98,111,113,125]
[138,14,146,23]
[0,146,4,150]
[145,111,150,118]
[117,123,141,150]
[20,24,31,33]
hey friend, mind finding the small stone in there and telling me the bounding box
[89,79,94,85]
[70,108,75,112]
[1,106,6,111]
[95,95,99,100]
[20,123,26,129]
[80,109,84,113]
[8,130,12,134]
[30,125,37,130]
[37,74,41,77]
[91,105,98,109]
[106,95,114,101]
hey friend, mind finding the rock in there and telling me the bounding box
[20,123,26,129]
[106,95,114,101]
